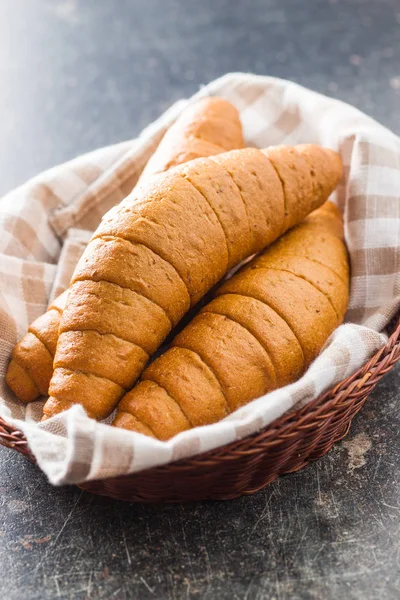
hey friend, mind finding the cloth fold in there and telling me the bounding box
[0,73,398,485]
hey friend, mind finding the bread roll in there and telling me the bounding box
[44,145,342,420]
[138,96,245,180]
[114,201,349,438]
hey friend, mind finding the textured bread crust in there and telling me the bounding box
[6,97,244,404]
[114,200,349,439]
[44,144,342,421]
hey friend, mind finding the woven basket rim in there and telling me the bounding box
[1,314,399,484]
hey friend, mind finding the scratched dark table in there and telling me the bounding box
[0,1,399,598]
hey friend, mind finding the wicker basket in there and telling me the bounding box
[1,315,399,503]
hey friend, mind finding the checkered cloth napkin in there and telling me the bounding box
[1,73,399,485]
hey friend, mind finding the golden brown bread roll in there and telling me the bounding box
[6,97,244,403]
[138,96,245,180]
[44,145,342,420]
[114,201,349,439]
[5,292,67,403]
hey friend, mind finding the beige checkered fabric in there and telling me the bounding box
[0,73,398,485]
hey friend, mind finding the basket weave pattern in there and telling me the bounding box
[1,316,399,502]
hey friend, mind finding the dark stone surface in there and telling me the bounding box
[0,1,399,598]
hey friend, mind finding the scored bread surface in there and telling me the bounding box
[45,145,342,420]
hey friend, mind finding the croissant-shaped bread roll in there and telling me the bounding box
[43,144,342,421]
[114,201,349,439]
[6,97,244,403]
[5,293,68,403]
